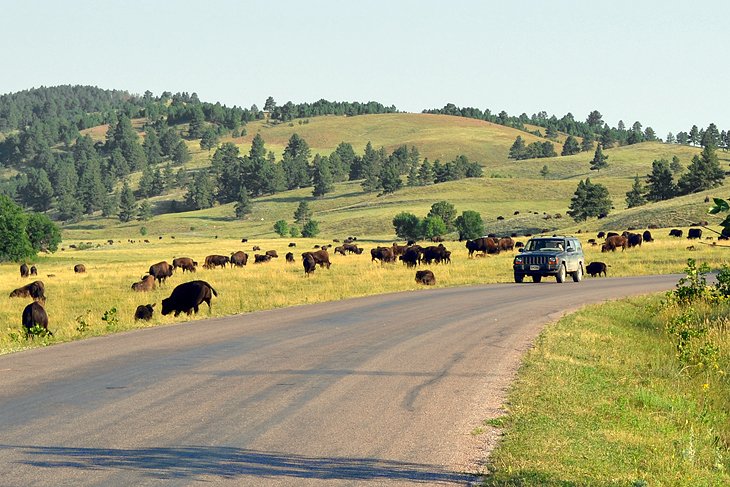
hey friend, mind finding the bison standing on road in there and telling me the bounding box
[161,280,218,317]
[149,261,174,284]
[131,274,156,292]
[22,301,50,336]
[10,281,46,302]
[415,270,436,285]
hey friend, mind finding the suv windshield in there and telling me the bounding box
[525,239,565,252]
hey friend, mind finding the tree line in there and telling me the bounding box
[392,201,485,241]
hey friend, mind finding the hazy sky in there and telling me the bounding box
[3,0,728,137]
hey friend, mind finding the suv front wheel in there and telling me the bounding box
[556,264,566,283]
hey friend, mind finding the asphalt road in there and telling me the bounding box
[0,275,680,486]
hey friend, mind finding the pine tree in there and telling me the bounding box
[234,186,252,219]
[567,178,612,221]
[311,155,334,197]
[172,141,191,164]
[77,158,106,214]
[590,144,609,172]
[118,181,137,222]
[417,158,434,185]
[678,145,725,194]
[200,127,219,152]
[137,201,152,221]
[185,171,214,210]
[689,125,700,146]
[379,159,402,194]
[302,220,320,238]
[101,192,118,217]
[580,134,594,152]
[561,136,580,156]
[645,159,677,201]
[540,165,549,179]
[625,176,647,208]
[294,201,312,224]
[143,128,162,165]
[670,156,683,174]
[508,136,526,159]
[273,220,289,237]
[138,165,155,198]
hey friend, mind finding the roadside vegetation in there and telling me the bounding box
[482,260,730,486]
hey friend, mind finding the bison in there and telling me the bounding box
[343,243,362,254]
[597,231,606,238]
[465,237,499,257]
[643,230,654,242]
[204,255,229,269]
[285,252,295,263]
[498,237,515,251]
[30,265,37,276]
[20,263,29,278]
[149,261,174,284]
[399,246,422,268]
[265,250,279,258]
[134,303,155,321]
[415,270,436,285]
[172,257,197,273]
[371,246,396,263]
[10,281,46,302]
[302,249,331,269]
[669,229,683,238]
[74,264,86,273]
[288,242,297,247]
[254,254,272,264]
[688,228,703,239]
[131,274,156,292]
[585,262,608,277]
[334,246,347,256]
[161,280,218,317]
[230,251,249,267]
[22,301,51,336]
[601,235,628,252]
[391,243,408,257]
[303,253,317,276]
[421,245,449,265]
[626,233,643,248]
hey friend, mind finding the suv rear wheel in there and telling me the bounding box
[572,264,583,282]
[556,264,566,283]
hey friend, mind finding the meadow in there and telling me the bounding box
[3,228,729,355]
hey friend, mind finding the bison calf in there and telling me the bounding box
[132,274,156,292]
[585,262,608,277]
[134,303,155,321]
[161,280,218,317]
[415,270,436,285]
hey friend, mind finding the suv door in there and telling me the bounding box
[565,238,579,272]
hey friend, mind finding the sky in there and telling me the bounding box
[3,0,728,137]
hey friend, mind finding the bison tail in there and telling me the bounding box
[209,285,218,297]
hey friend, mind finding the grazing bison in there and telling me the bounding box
[265,250,279,258]
[643,230,654,242]
[131,274,155,292]
[149,261,174,284]
[230,251,248,267]
[688,228,703,239]
[252,245,261,251]
[586,262,608,277]
[606,232,619,238]
[371,246,396,264]
[303,253,317,276]
[10,281,46,302]
[20,264,29,278]
[134,303,155,321]
[597,231,606,238]
[285,252,295,263]
[22,302,51,336]
[161,280,218,317]
[74,264,86,273]
[602,235,628,252]
[498,237,515,251]
[399,246,422,268]
[415,270,436,285]
[30,265,37,276]
[254,254,272,264]
[421,245,449,265]
[626,233,643,248]
[288,242,297,247]
[204,254,230,269]
[334,246,347,256]
[392,243,408,257]
[302,249,331,269]
[669,229,683,238]
[343,243,362,254]
[465,237,499,257]
[172,257,197,273]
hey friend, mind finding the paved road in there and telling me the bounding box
[0,275,679,486]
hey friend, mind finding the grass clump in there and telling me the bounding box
[483,264,730,485]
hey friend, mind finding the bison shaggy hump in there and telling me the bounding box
[134,303,155,321]
[415,270,436,285]
[22,301,50,336]
[172,257,197,273]
[204,254,230,269]
[10,280,46,302]
[161,280,218,317]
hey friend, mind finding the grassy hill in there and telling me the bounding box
[60,113,730,241]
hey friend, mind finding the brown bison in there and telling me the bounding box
[20,263,29,277]
[149,261,174,284]
[288,242,297,247]
[74,264,86,273]
[172,257,197,273]
[392,243,408,257]
[303,253,317,276]
[343,243,362,254]
[334,246,347,256]
[302,249,331,269]
[252,245,261,251]
[626,233,643,248]
[30,265,37,276]
[161,280,218,317]
[204,255,230,269]
[230,251,249,267]
[399,246,422,268]
[465,237,499,257]
[688,228,703,239]
[22,301,51,336]
[415,270,436,285]
[498,237,515,251]
[134,303,155,321]
[421,245,450,264]
[643,230,654,242]
[601,235,628,252]
[265,250,279,258]
[131,274,156,292]
[669,229,683,237]
[585,262,608,277]
[10,281,46,302]
[285,252,295,263]
[254,254,272,264]
[371,246,396,263]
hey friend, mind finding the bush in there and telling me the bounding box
[302,220,320,238]
[273,220,289,237]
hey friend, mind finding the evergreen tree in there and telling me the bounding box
[644,127,657,141]
[689,125,700,146]
[666,132,676,144]
[187,105,206,139]
[417,158,433,185]
[540,164,549,179]
[294,201,312,224]
[234,186,252,219]
[589,144,609,172]
[101,192,118,217]
[427,201,457,231]
[282,133,312,189]
[77,158,106,214]
[379,159,402,194]
[109,148,129,178]
[406,158,420,187]
[508,136,526,159]
[335,142,356,180]
[138,165,156,198]
[185,171,215,210]
[567,178,612,221]
[670,155,683,174]
[301,220,320,238]
[264,96,277,111]
[454,210,485,240]
[118,180,137,222]
[311,155,334,197]
[160,128,182,157]
[580,134,594,152]
[676,132,689,145]
[561,135,580,156]
[677,145,725,194]
[143,127,163,165]
[24,168,54,211]
[138,201,153,221]
[172,140,191,164]
[361,143,382,192]
[645,159,677,202]
[701,123,720,148]
[56,192,83,222]
[200,127,219,152]
[625,176,647,208]
[273,220,289,237]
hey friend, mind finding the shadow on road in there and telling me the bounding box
[5,444,476,484]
